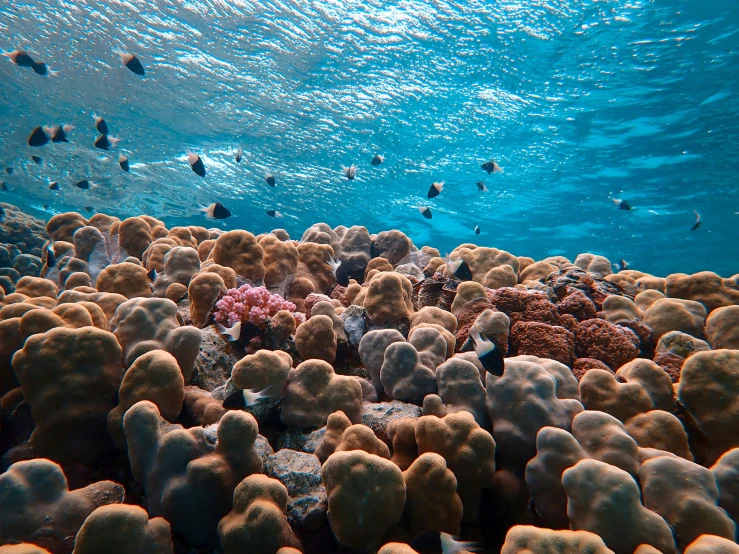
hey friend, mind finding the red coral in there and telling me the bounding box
[571,357,613,381]
[557,290,596,322]
[653,351,683,383]
[303,293,332,316]
[575,318,639,370]
[489,288,559,325]
[330,285,350,307]
[509,321,575,366]
[557,313,580,335]
[616,319,655,357]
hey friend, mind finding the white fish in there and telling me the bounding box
[223,385,279,409]
[326,254,342,277]
[217,321,242,341]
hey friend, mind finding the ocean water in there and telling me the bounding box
[1,0,738,276]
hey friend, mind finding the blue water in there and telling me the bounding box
[1,1,738,276]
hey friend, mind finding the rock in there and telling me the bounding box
[341,305,367,347]
[190,326,241,391]
[395,263,425,282]
[362,401,422,445]
[265,449,328,532]
[275,426,326,454]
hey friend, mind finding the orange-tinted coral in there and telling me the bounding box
[571,358,613,381]
[557,290,597,321]
[575,319,639,370]
[510,321,575,366]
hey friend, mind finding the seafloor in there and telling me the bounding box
[0,202,738,554]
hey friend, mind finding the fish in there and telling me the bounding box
[84,206,94,213]
[45,242,57,269]
[147,268,157,281]
[235,147,242,163]
[92,113,109,135]
[371,154,384,166]
[613,259,630,271]
[468,326,504,377]
[419,206,432,219]
[3,50,35,67]
[94,134,121,150]
[446,258,473,281]
[114,49,145,75]
[474,225,480,235]
[612,198,631,211]
[28,126,50,147]
[188,150,206,177]
[476,181,488,192]
[0,205,4,222]
[50,124,74,143]
[75,180,99,190]
[119,154,129,172]
[222,385,279,410]
[42,204,49,210]
[481,160,501,174]
[48,181,60,190]
[691,210,701,231]
[5,168,12,175]
[200,202,231,219]
[427,181,444,199]
[327,254,350,287]
[343,164,357,180]
[265,174,276,187]
[266,210,282,218]
[410,531,482,554]
[31,155,42,164]
[31,62,59,77]
[218,321,242,341]
[1,182,7,191]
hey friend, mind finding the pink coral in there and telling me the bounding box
[214,284,302,328]
[575,318,639,370]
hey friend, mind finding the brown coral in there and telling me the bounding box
[575,318,639,370]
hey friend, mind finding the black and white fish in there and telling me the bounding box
[48,181,60,190]
[474,225,480,235]
[0,205,4,222]
[92,113,109,135]
[147,268,157,281]
[327,254,350,287]
[2,50,35,67]
[28,126,51,147]
[94,134,121,150]
[446,257,473,281]
[188,150,206,177]
[84,206,94,213]
[1,182,7,191]
[468,326,504,377]
[613,259,630,272]
[31,62,59,77]
[419,206,432,219]
[427,181,444,199]
[75,180,99,190]
[343,164,357,180]
[114,49,145,75]
[410,531,482,554]
[45,242,57,268]
[199,202,231,219]
[266,210,282,218]
[691,210,701,231]
[5,168,12,175]
[265,174,276,187]
[481,160,501,174]
[371,154,384,166]
[119,154,129,172]
[31,155,42,164]
[50,124,74,143]
[235,147,242,163]
[222,385,279,410]
[218,321,243,341]
[476,181,488,192]
[612,198,631,211]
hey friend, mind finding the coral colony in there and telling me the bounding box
[0,206,738,554]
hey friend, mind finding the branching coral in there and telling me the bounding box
[214,284,303,328]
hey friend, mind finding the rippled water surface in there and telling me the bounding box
[1,0,738,275]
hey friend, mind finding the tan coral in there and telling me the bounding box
[444,246,519,283]
[625,410,693,460]
[14,276,57,299]
[281,359,363,427]
[364,272,413,324]
[501,525,615,554]
[372,230,411,265]
[188,272,226,327]
[12,327,123,462]
[211,230,266,281]
[217,474,301,554]
[202,263,237,289]
[294,314,337,363]
[0,459,124,553]
[705,305,739,349]
[666,271,739,312]
[96,262,152,299]
[47,212,87,242]
[321,450,406,550]
[56,290,128,323]
[602,295,641,323]
[297,242,335,293]
[450,281,487,316]
[259,234,299,288]
[365,257,393,280]
[684,535,739,554]
[315,411,390,463]
[643,298,707,340]
[118,217,153,260]
[165,283,188,302]
[574,254,613,278]
[231,350,293,394]
[482,263,518,289]
[152,246,201,296]
[409,306,457,333]
[72,504,173,554]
